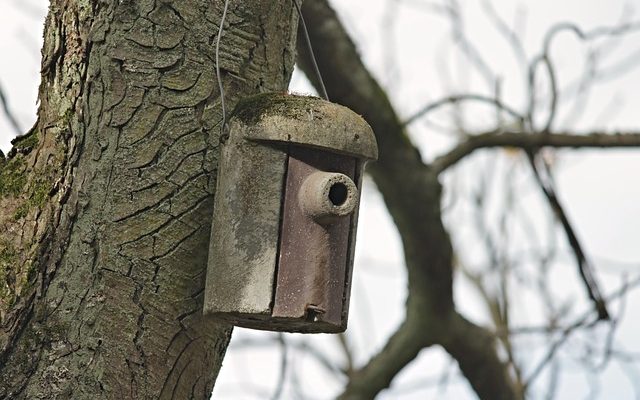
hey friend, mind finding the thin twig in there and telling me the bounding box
[527,20,640,130]
[594,275,629,371]
[271,334,288,400]
[526,151,609,320]
[403,94,524,127]
[0,80,22,135]
[541,55,558,132]
[480,0,528,70]
[522,274,640,388]
[445,0,496,87]
[542,21,640,54]
[336,333,355,376]
[500,274,640,337]
[232,337,344,376]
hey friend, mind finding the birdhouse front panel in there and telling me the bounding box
[203,93,377,333]
[272,147,359,332]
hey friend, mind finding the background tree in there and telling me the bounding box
[2,0,640,399]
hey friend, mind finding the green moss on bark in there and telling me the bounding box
[10,131,39,154]
[232,92,323,125]
[0,243,17,306]
[13,175,53,220]
[0,158,27,198]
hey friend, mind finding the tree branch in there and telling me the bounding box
[338,318,430,399]
[403,94,525,127]
[297,1,519,399]
[526,152,610,320]
[0,80,22,136]
[441,313,522,400]
[432,130,640,173]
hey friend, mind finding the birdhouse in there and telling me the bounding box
[204,93,378,333]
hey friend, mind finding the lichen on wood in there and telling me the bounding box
[232,92,323,125]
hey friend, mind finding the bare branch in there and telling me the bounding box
[0,80,22,136]
[396,0,453,16]
[594,276,628,371]
[336,333,355,377]
[337,318,430,399]
[499,274,640,337]
[403,94,525,127]
[542,21,640,54]
[445,0,497,87]
[432,130,640,173]
[271,334,288,400]
[440,313,522,400]
[232,337,344,377]
[542,55,558,131]
[528,20,640,129]
[526,152,610,320]
[480,0,528,70]
[526,53,557,131]
[522,275,640,389]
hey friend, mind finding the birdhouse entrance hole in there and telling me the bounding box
[329,182,349,206]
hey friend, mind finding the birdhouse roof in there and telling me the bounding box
[231,93,378,160]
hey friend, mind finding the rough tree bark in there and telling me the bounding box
[0,0,298,398]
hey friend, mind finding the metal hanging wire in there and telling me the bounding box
[215,0,329,137]
[292,0,329,101]
[215,0,231,136]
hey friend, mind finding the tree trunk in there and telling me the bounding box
[0,0,298,398]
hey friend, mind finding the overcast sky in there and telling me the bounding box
[1,0,639,399]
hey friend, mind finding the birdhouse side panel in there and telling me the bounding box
[204,135,286,316]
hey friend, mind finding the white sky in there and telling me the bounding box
[1,0,639,399]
